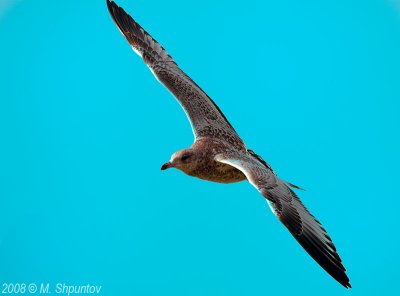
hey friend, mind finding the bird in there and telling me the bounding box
[106,0,351,288]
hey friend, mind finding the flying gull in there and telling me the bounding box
[106,0,351,288]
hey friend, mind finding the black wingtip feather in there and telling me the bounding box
[106,0,115,15]
[107,1,122,30]
[267,182,351,288]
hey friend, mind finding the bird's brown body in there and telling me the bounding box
[188,139,246,183]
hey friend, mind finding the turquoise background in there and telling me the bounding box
[1,0,399,295]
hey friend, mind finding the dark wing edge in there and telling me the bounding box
[215,154,351,288]
[107,0,176,66]
[265,181,351,288]
[106,0,245,150]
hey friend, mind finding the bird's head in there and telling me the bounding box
[161,148,198,174]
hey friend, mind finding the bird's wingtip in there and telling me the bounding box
[339,275,351,289]
[106,0,113,13]
[106,0,116,11]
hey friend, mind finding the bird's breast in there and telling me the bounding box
[188,161,246,184]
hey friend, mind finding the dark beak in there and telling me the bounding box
[161,162,172,170]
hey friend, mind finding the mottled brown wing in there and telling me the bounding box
[107,0,245,150]
[215,153,351,288]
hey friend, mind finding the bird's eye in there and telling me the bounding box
[181,155,190,161]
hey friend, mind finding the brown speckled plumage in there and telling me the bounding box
[107,0,351,288]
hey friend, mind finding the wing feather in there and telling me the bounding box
[107,0,245,150]
[215,153,351,288]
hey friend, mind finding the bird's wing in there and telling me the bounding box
[107,0,246,150]
[215,153,351,288]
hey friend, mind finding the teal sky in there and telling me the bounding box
[1,0,400,295]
